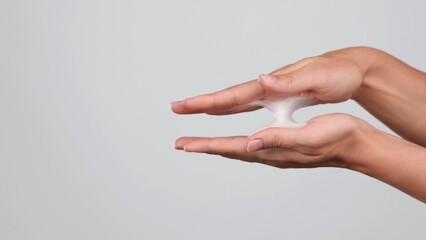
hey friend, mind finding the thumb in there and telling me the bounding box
[247,128,300,152]
[259,68,316,94]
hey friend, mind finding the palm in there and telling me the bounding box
[175,114,359,169]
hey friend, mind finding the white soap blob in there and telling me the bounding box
[250,96,315,130]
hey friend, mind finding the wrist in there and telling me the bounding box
[341,120,426,202]
[337,118,380,172]
[323,46,384,100]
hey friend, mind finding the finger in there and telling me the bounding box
[269,56,318,75]
[180,136,319,168]
[206,105,261,115]
[177,136,324,168]
[171,80,264,114]
[175,137,201,150]
[259,60,323,95]
[247,127,302,152]
[182,136,258,161]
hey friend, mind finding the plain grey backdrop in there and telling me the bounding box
[1,0,425,239]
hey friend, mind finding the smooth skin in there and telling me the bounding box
[172,47,426,203]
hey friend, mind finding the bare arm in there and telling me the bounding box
[173,47,426,145]
[327,47,426,146]
[351,121,426,202]
[172,46,426,202]
[175,114,426,203]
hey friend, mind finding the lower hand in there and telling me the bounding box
[175,114,366,169]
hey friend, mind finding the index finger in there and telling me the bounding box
[171,79,264,114]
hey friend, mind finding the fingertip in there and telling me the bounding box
[175,137,205,152]
[171,100,182,106]
[182,141,195,152]
[174,138,183,150]
[175,137,191,150]
[171,100,186,114]
[249,127,274,140]
[175,95,210,114]
[256,127,301,149]
[259,73,278,86]
[247,129,274,151]
[247,139,264,152]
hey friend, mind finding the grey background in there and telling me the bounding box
[0,0,425,239]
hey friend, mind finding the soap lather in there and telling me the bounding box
[250,96,315,129]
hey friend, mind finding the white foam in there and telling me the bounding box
[249,96,315,130]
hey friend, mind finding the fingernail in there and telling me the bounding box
[175,139,183,150]
[171,100,186,112]
[260,74,277,85]
[247,139,264,152]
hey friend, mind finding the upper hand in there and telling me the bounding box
[172,49,365,115]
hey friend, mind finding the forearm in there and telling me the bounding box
[348,122,426,203]
[325,47,426,146]
[344,47,426,146]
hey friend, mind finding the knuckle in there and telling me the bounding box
[305,134,321,147]
[230,89,240,107]
[210,94,218,110]
[221,150,240,160]
[206,138,214,148]
[284,72,296,86]
[270,133,285,148]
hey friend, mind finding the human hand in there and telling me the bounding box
[175,114,366,169]
[171,47,366,115]
[172,48,370,168]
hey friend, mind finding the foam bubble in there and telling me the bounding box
[250,96,315,130]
